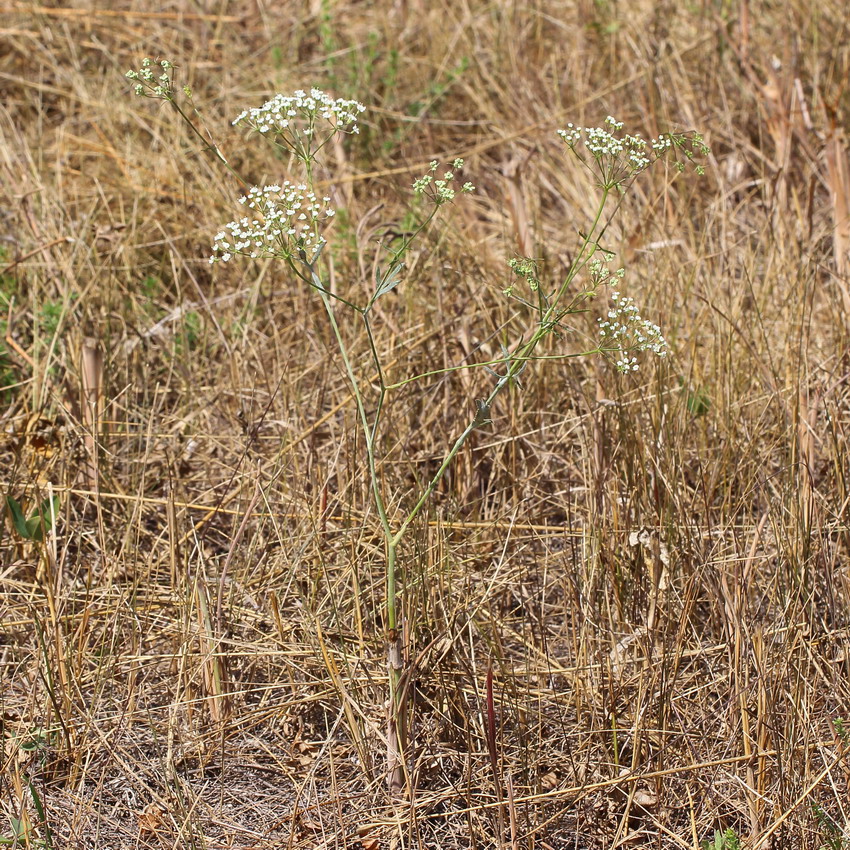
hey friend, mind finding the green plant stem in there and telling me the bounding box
[316,290,393,540]
[362,312,387,393]
[385,207,439,273]
[393,187,610,542]
[313,276,406,791]
[168,98,248,190]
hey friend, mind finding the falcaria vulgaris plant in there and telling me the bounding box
[127,59,709,794]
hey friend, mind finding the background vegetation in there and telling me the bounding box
[1,1,849,847]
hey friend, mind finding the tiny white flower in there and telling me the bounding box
[598,285,668,372]
[209,185,335,264]
[232,89,366,158]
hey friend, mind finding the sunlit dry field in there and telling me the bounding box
[1,2,850,848]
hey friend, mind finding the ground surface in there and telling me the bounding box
[1,1,850,848]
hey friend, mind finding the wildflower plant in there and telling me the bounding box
[126,58,708,795]
[598,290,669,372]
[413,159,475,204]
[126,58,231,173]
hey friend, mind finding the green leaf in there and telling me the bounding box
[373,262,404,301]
[27,777,53,849]
[311,269,326,292]
[0,816,28,844]
[687,387,711,416]
[28,495,60,542]
[6,496,30,539]
[679,377,711,417]
[367,262,405,312]
[701,830,739,850]
[298,247,327,294]
[5,494,60,541]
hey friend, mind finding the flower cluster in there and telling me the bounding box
[558,117,709,187]
[505,256,541,296]
[126,58,175,100]
[209,183,335,265]
[588,250,625,288]
[413,159,474,205]
[559,118,650,168]
[598,290,669,372]
[232,90,365,159]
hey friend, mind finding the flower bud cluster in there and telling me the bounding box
[505,256,541,296]
[232,90,365,140]
[598,290,668,372]
[588,251,626,288]
[126,58,175,100]
[209,184,335,265]
[413,159,474,205]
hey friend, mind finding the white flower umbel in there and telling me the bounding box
[209,183,335,265]
[232,89,366,164]
[598,290,669,372]
[558,116,708,190]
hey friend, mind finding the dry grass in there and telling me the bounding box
[1,1,850,847]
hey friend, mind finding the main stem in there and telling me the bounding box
[311,286,406,792]
[380,187,609,793]
[385,541,405,794]
[305,173,609,796]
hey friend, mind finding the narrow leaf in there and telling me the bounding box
[309,268,326,292]
[687,388,710,416]
[298,246,327,293]
[27,495,60,542]
[374,262,404,301]
[27,776,54,849]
